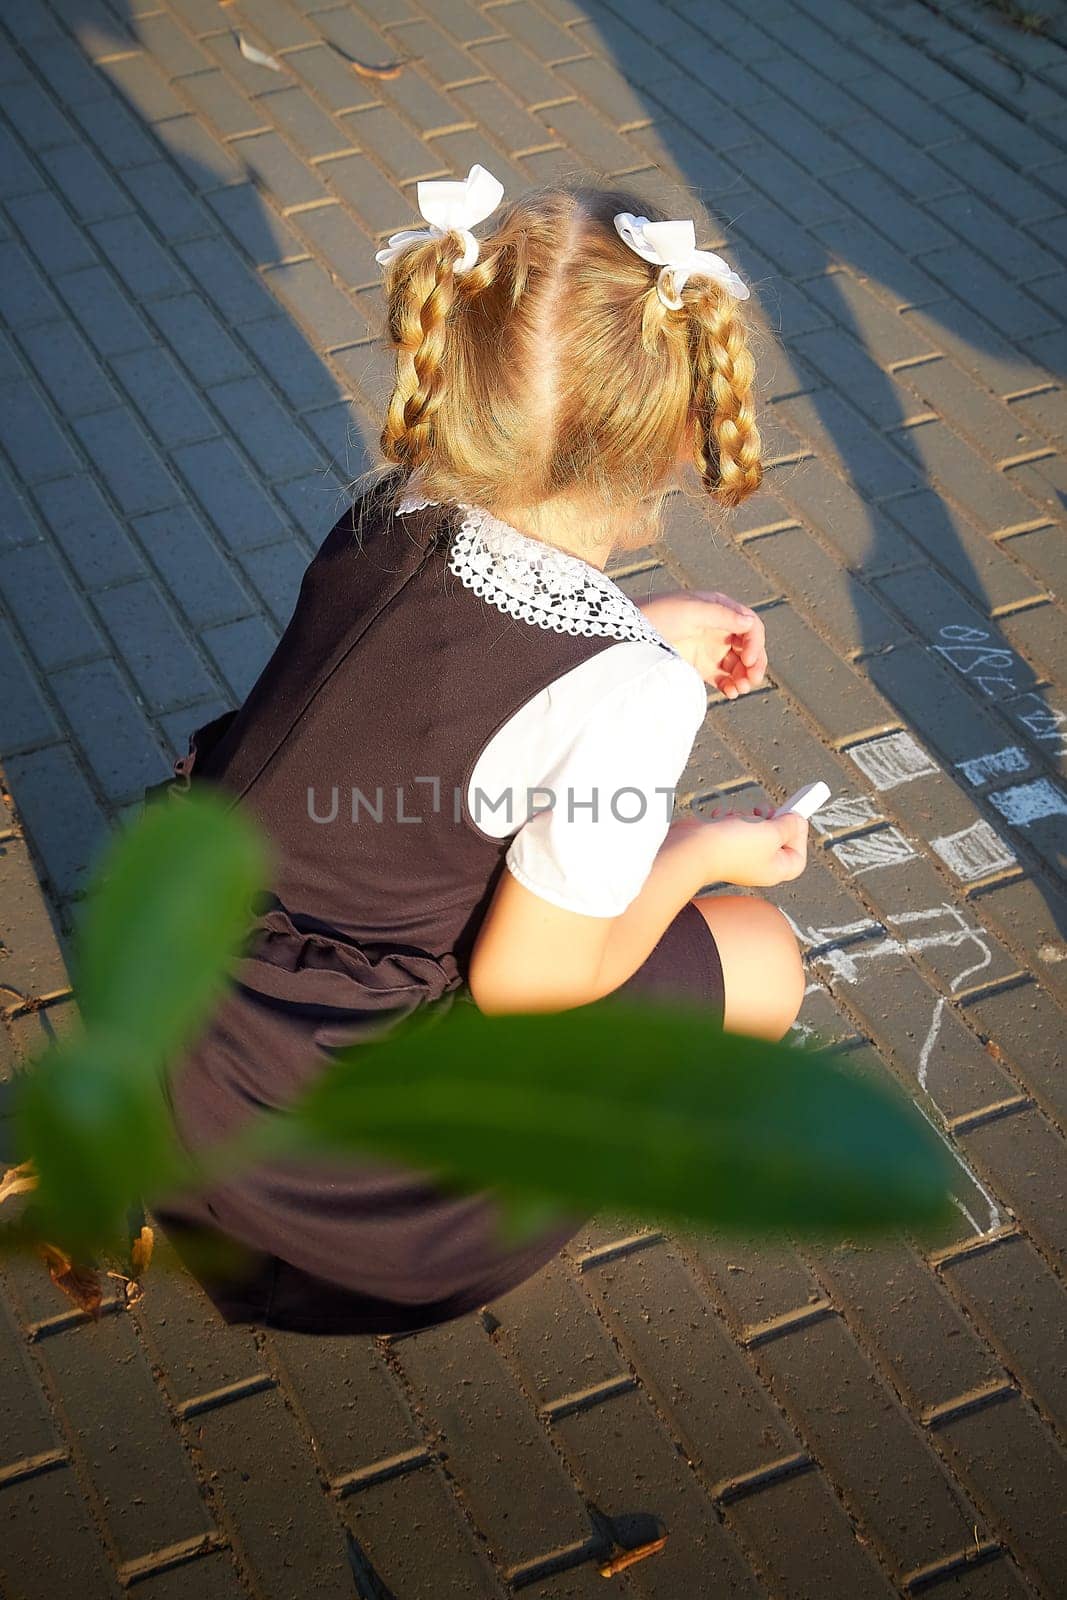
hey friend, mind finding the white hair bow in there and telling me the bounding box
[613,214,749,308]
[375,164,505,276]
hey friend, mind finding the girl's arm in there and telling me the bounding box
[467,811,807,1014]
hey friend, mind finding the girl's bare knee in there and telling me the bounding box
[692,894,805,1042]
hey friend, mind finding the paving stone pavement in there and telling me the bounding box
[1,0,1066,1593]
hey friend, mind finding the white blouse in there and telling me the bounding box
[396,492,708,917]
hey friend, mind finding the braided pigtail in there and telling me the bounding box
[689,289,763,509]
[380,231,466,469]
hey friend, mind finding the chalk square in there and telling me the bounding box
[847,732,938,790]
[931,820,1016,882]
[987,778,1067,827]
[955,746,1029,787]
[832,826,917,874]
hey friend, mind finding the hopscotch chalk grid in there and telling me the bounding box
[847,732,939,790]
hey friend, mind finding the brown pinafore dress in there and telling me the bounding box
[149,468,724,1336]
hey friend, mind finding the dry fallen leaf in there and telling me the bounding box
[0,1160,38,1207]
[37,1241,104,1320]
[348,55,409,80]
[599,1534,668,1577]
[235,31,283,72]
[131,1224,155,1277]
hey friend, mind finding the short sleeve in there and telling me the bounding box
[503,651,707,917]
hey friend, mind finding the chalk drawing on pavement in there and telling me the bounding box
[931,819,1018,882]
[848,731,939,790]
[832,827,917,874]
[956,746,1030,787]
[987,778,1067,827]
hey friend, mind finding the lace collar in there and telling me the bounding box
[396,489,674,651]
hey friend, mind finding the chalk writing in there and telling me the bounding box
[933,626,1066,756]
[848,731,938,790]
[955,747,1030,786]
[931,819,1017,882]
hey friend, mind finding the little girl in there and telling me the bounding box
[152,168,809,1336]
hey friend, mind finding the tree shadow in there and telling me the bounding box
[580,0,1066,962]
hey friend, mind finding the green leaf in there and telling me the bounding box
[72,789,270,1075]
[278,997,955,1238]
[13,1032,193,1260]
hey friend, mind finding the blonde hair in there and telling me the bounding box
[370,177,764,551]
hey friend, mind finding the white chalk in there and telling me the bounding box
[774,781,831,820]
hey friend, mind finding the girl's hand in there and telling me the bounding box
[637,591,767,699]
[703,805,809,887]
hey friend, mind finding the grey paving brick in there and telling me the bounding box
[176,234,279,323]
[26,1312,211,1562]
[941,1230,1067,1435]
[791,325,921,431]
[97,49,189,123]
[0,239,66,328]
[230,127,332,207]
[33,472,145,590]
[732,197,829,280]
[122,158,213,242]
[13,320,119,421]
[208,181,309,265]
[341,1466,504,1600]
[72,90,165,168]
[274,466,351,539]
[760,602,900,743]
[176,67,271,138]
[552,1386,764,1596]
[39,141,130,224]
[755,1314,986,1571]
[0,1462,120,1600]
[282,42,380,116]
[339,104,449,184]
[93,578,216,710]
[1008,386,1067,449]
[29,35,111,106]
[112,345,218,449]
[946,89,1066,173]
[769,457,912,572]
[1,79,78,151]
[206,374,324,478]
[239,537,311,623]
[290,198,379,287]
[660,496,780,609]
[259,84,354,159]
[884,490,1047,614]
[88,210,189,298]
[901,297,1051,398]
[73,407,180,516]
[776,390,923,500]
[0,466,42,548]
[0,620,59,755]
[377,61,470,136]
[0,380,80,483]
[394,1317,591,1571]
[470,36,571,105]
[998,527,1067,599]
[430,127,528,195]
[133,9,213,76]
[240,313,345,408]
[147,291,253,386]
[491,0,582,62]
[153,110,245,188]
[535,94,644,172]
[731,139,849,229]
[894,357,1038,466]
[1000,605,1065,687]
[935,137,1060,226]
[201,612,278,698]
[262,255,367,347]
[1004,452,1067,523]
[0,125,43,202]
[813,213,948,311]
[302,397,373,475]
[918,244,1058,343]
[452,78,552,152]
[965,979,1067,1129]
[748,526,905,656]
[172,435,287,550]
[316,151,408,232]
[266,1334,421,1480]
[50,656,170,801]
[937,189,1063,284]
[807,271,940,366]
[891,420,1041,536]
[134,502,254,627]
[56,264,156,357]
[2,743,109,897]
